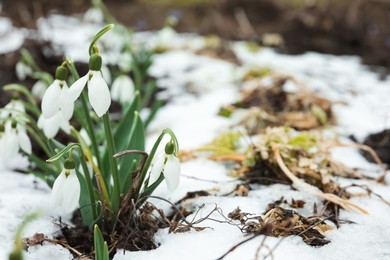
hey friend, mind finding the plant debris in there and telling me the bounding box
[228,206,331,247]
[220,75,334,132]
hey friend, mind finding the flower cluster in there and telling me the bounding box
[0,98,31,163]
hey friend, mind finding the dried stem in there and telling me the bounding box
[272,145,368,214]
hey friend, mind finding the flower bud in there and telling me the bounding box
[89,54,102,71]
[64,158,76,170]
[165,141,175,155]
[55,66,68,81]
[11,120,17,129]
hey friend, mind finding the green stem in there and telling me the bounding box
[3,84,38,107]
[29,153,58,177]
[102,112,120,214]
[81,93,103,169]
[88,24,115,56]
[25,124,51,158]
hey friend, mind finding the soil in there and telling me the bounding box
[363,129,390,165]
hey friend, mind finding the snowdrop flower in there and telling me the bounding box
[41,66,73,120]
[68,54,111,117]
[32,80,48,99]
[0,97,25,119]
[15,61,32,81]
[118,52,132,72]
[0,122,31,162]
[83,7,104,23]
[38,113,70,138]
[149,141,180,191]
[111,75,134,104]
[50,158,80,214]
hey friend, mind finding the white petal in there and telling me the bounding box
[0,103,11,119]
[88,71,111,117]
[61,170,80,213]
[18,130,32,154]
[59,115,71,134]
[118,53,132,72]
[38,114,61,138]
[59,84,74,120]
[13,100,26,114]
[79,128,91,146]
[2,130,19,160]
[41,80,61,119]
[32,80,48,99]
[101,65,112,84]
[50,170,67,209]
[164,155,180,191]
[111,75,134,103]
[148,155,165,186]
[15,62,32,81]
[68,73,89,102]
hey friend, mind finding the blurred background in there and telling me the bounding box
[2,0,390,65]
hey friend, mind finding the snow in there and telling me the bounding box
[1,14,390,260]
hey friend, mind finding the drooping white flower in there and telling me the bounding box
[68,54,111,117]
[0,122,31,162]
[41,66,73,120]
[83,7,104,23]
[38,113,70,138]
[117,52,132,72]
[149,142,180,191]
[50,159,80,214]
[32,80,48,100]
[15,61,32,81]
[111,75,134,104]
[0,98,25,119]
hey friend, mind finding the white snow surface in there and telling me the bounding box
[1,14,390,260]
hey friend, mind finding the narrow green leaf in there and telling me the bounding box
[144,99,163,129]
[117,113,145,194]
[94,224,105,260]
[142,80,157,108]
[3,84,38,107]
[78,171,94,227]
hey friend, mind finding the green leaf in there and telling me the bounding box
[144,99,163,129]
[77,171,95,227]
[94,224,109,260]
[3,84,38,107]
[117,112,145,194]
[142,80,157,108]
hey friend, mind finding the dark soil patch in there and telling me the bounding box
[49,202,169,259]
[363,129,390,165]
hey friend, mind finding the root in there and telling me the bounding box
[272,145,368,214]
